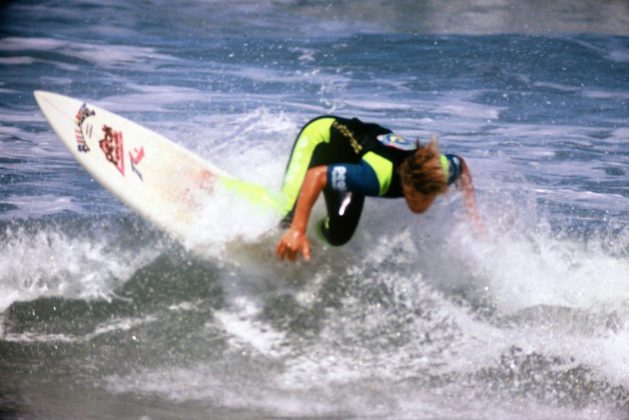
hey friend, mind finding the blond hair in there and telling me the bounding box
[399,138,448,195]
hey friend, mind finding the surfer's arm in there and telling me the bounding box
[456,158,484,232]
[276,166,328,262]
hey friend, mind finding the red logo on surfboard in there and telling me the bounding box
[74,104,95,153]
[100,125,125,175]
[129,147,145,181]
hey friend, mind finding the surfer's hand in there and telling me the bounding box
[470,211,485,234]
[276,228,311,262]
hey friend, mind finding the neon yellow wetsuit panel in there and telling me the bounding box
[362,151,393,196]
[280,117,335,213]
[440,154,450,182]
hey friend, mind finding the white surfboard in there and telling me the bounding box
[34,90,284,241]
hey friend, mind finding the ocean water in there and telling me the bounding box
[1,0,628,418]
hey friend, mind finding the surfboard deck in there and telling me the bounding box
[34,90,284,241]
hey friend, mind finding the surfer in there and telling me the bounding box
[276,116,483,262]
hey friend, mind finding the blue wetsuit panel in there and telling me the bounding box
[327,154,464,195]
[327,162,381,196]
[445,154,463,185]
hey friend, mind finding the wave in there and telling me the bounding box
[0,216,164,312]
[1,189,627,417]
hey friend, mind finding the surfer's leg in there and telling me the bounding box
[319,189,364,246]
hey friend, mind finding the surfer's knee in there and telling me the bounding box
[318,217,354,246]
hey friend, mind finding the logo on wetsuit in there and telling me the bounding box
[333,121,363,154]
[331,166,347,191]
[376,133,418,151]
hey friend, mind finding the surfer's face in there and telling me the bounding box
[402,183,438,214]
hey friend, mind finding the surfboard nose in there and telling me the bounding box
[33,90,50,108]
[33,90,45,101]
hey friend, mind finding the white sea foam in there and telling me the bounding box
[343,99,414,111]
[94,83,209,114]
[0,36,174,69]
[582,89,629,100]
[215,307,289,358]
[456,210,629,314]
[0,315,157,343]
[0,195,82,220]
[181,182,281,257]
[0,226,159,312]
[421,90,503,121]
[533,81,583,92]
[0,56,37,65]
[608,48,629,63]
[87,315,157,340]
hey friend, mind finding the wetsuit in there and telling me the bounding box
[281,116,462,246]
